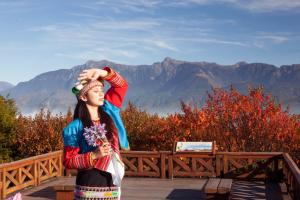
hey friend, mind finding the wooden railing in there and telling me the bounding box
[121,151,216,179]
[216,152,282,179]
[282,153,300,200]
[0,150,299,199]
[0,151,63,199]
[122,151,299,199]
[121,151,166,178]
[121,151,283,179]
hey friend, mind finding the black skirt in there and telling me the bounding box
[76,168,114,187]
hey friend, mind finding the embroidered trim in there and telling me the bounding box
[64,147,92,169]
[103,68,126,87]
[74,185,119,199]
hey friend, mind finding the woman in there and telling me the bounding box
[63,67,129,200]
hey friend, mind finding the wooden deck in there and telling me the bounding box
[14,177,284,200]
[1,151,298,199]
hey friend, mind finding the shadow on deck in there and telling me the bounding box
[18,177,284,200]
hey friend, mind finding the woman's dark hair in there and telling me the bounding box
[73,100,116,139]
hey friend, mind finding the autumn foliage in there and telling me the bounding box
[201,87,300,154]
[10,109,72,160]
[1,86,299,163]
[122,87,300,162]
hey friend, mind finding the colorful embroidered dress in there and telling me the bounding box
[62,67,129,200]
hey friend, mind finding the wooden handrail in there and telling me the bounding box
[216,152,283,156]
[282,153,300,200]
[120,150,166,154]
[283,153,300,182]
[0,151,63,169]
[0,151,63,199]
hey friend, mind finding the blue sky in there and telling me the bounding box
[1,0,300,85]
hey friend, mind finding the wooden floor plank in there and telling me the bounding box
[17,177,208,200]
[278,183,292,200]
[3,177,285,200]
[217,179,233,194]
[204,178,221,194]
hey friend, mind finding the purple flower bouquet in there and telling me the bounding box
[83,123,107,147]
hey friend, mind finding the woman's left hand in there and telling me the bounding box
[78,68,108,82]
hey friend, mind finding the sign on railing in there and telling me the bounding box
[174,141,216,154]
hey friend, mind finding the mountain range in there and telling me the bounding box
[1,57,300,115]
[0,81,14,92]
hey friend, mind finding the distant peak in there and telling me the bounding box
[0,81,14,86]
[161,57,184,66]
[0,81,14,92]
[234,61,248,67]
[162,57,184,62]
[163,57,174,62]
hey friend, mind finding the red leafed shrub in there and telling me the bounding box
[11,108,72,159]
[122,87,300,163]
[7,87,300,165]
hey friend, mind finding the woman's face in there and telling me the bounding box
[84,85,105,107]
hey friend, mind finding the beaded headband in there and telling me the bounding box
[72,80,104,98]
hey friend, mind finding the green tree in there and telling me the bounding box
[0,95,18,163]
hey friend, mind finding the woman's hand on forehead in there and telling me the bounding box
[78,68,108,82]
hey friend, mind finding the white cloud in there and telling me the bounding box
[234,0,300,12]
[155,0,300,12]
[28,14,248,60]
[89,0,163,13]
[54,51,102,61]
[0,1,29,7]
[250,32,294,49]
[259,35,289,44]
[30,25,60,32]
[167,0,212,6]
[65,12,104,19]
[89,19,161,31]
[174,37,247,47]
[152,41,178,51]
[253,41,265,49]
[55,47,139,61]
[254,32,290,47]
[30,20,244,49]
[0,0,34,14]
[116,0,162,8]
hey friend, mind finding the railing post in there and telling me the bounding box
[160,151,167,179]
[0,172,2,200]
[138,156,143,175]
[216,154,221,177]
[0,185,2,200]
[49,157,52,177]
[37,160,40,185]
[17,167,21,187]
[59,153,63,177]
[33,161,38,187]
[2,169,6,199]
[223,155,228,175]
[168,155,173,179]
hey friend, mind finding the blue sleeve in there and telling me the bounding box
[102,100,130,150]
[63,119,83,147]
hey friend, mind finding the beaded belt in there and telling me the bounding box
[74,185,120,200]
